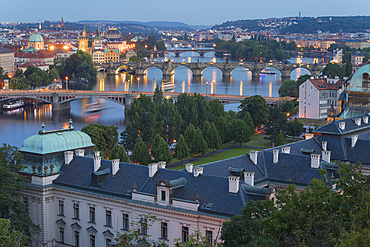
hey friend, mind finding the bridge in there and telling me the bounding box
[96,61,326,81]
[0,90,283,111]
[149,48,219,58]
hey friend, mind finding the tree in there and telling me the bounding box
[286,119,303,140]
[175,134,190,165]
[216,116,229,143]
[0,144,39,239]
[110,144,130,163]
[208,99,225,123]
[81,124,118,159]
[231,119,252,147]
[151,134,172,164]
[344,62,353,77]
[64,50,95,78]
[184,124,196,153]
[202,121,211,149]
[49,67,59,81]
[238,95,269,129]
[278,79,298,97]
[131,136,151,165]
[120,124,139,152]
[192,128,207,157]
[158,98,182,146]
[176,93,198,130]
[322,62,344,78]
[194,93,210,129]
[264,106,287,144]
[0,218,29,247]
[275,132,285,146]
[243,112,255,137]
[208,123,222,155]
[75,62,97,81]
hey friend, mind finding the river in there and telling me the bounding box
[0,50,316,148]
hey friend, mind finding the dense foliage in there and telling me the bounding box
[9,67,59,90]
[215,39,290,62]
[278,74,311,97]
[221,163,370,246]
[60,50,97,81]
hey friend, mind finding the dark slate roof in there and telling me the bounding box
[0,47,14,54]
[315,114,370,136]
[54,156,265,217]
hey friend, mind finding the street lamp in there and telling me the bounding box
[137,77,140,92]
[65,76,69,90]
[206,81,208,101]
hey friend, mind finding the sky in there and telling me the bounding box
[2,0,370,26]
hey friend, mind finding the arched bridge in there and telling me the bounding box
[102,61,326,80]
[156,48,217,57]
[0,90,285,111]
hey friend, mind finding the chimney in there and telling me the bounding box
[64,151,73,164]
[305,133,314,140]
[185,163,193,173]
[244,171,255,186]
[93,153,101,172]
[250,150,258,165]
[363,115,369,124]
[228,176,239,194]
[311,154,320,169]
[338,122,345,130]
[273,149,279,164]
[95,151,100,157]
[75,149,84,157]
[148,163,158,177]
[281,147,290,154]
[158,161,166,169]
[322,150,331,163]
[193,167,203,177]
[322,141,327,151]
[355,118,361,126]
[351,135,358,147]
[112,159,120,175]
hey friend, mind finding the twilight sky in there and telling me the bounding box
[2,0,370,26]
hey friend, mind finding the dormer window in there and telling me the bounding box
[161,191,166,201]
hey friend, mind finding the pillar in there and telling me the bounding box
[281,70,291,82]
[52,93,70,111]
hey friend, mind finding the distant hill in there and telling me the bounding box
[78,20,211,31]
[215,16,370,34]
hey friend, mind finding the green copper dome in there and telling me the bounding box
[347,64,370,92]
[20,124,94,155]
[29,29,44,43]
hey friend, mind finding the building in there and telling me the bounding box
[20,122,274,247]
[104,28,121,40]
[94,25,103,49]
[299,76,345,119]
[78,26,92,55]
[105,41,127,53]
[104,48,119,63]
[18,61,49,72]
[27,29,45,51]
[0,47,14,75]
[125,49,137,61]
[351,51,370,66]
[14,50,55,66]
[92,49,104,64]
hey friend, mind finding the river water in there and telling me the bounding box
[0,50,315,148]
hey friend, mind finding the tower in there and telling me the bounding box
[94,24,103,49]
[79,25,92,54]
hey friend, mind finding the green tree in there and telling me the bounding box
[81,124,118,159]
[278,79,298,97]
[275,132,285,146]
[151,134,172,164]
[49,67,59,81]
[322,62,344,78]
[194,93,210,129]
[243,112,255,137]
[120,124,139,151]
[192,128,207,157]
[231,119,251,147]
[0,218,29,247]
[158,98,182,146]
[208,123,222,155]
[264,106,287,144]
[216,116,229,143]
[286,119,304,141]
[75,62,97,81]
[239,95,269,128]
[131,136,151,165]
[184,124,196,153]
[174,134,190,165]
[110,144,130,163]
[202,121,211,149]
[64,50,96,79]
[176,93,198,130]
[0,144,39,238]
[344,62,353,77]
[208,99,225,123]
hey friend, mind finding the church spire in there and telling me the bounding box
[96,23,101,38]
[82,25,87,38]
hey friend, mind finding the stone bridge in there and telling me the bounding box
[98,61,325,81]
[0,90,284,111]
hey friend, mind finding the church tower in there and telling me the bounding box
[79,26,92,54]
[94,24,103,49]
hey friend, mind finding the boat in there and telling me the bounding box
[260,68,277,75]
[3,100,25,111]
[84,102,108,114]
[161,81,175,91]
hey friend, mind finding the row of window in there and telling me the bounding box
[59,228,111,247]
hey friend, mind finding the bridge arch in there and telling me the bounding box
[59,96,126,106]
[0,96,53,104]
[115,65,134,74]
[95,66,106,72]
[171,65,193,76]
[289,66,312,80]
[142,64,164,74]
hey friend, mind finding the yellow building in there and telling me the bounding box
[78,26,92,54]
[104,49,119,63]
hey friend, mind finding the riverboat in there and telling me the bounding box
[161,81,175,91]
[3,100,25,111]
[260,68,277,75]
[84,102,107,114]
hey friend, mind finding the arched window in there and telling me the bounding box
[363,73,370,84]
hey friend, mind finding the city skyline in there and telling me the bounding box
[2,0,370,26]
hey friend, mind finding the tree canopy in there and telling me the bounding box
[238,95,269,128]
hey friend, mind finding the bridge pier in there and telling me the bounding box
[251,71,260,81]
[52,93,71,111]
[192,69,202,77]
[281,70,291,82]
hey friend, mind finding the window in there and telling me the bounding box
[23,197,29,214]
[73,203,79,219]
[206,230,213,245]
[74,231,79,246]
[90,207,95,223]
[106,210,112,226]
[106,238,112,247]
[182,226,189,243]
[140,218,147,235]
[59,200,64,216]
[161,190,166,201]
[59,227,64,243]
[123,214,129,230]
[161,222,168,239]
[90,235,95,247]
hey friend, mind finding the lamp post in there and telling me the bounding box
[206,81,208,101]
[137,77,140,92]
[65,76,68,90]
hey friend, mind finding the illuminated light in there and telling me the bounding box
[63,45,69,50]
[49,45,55,51]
